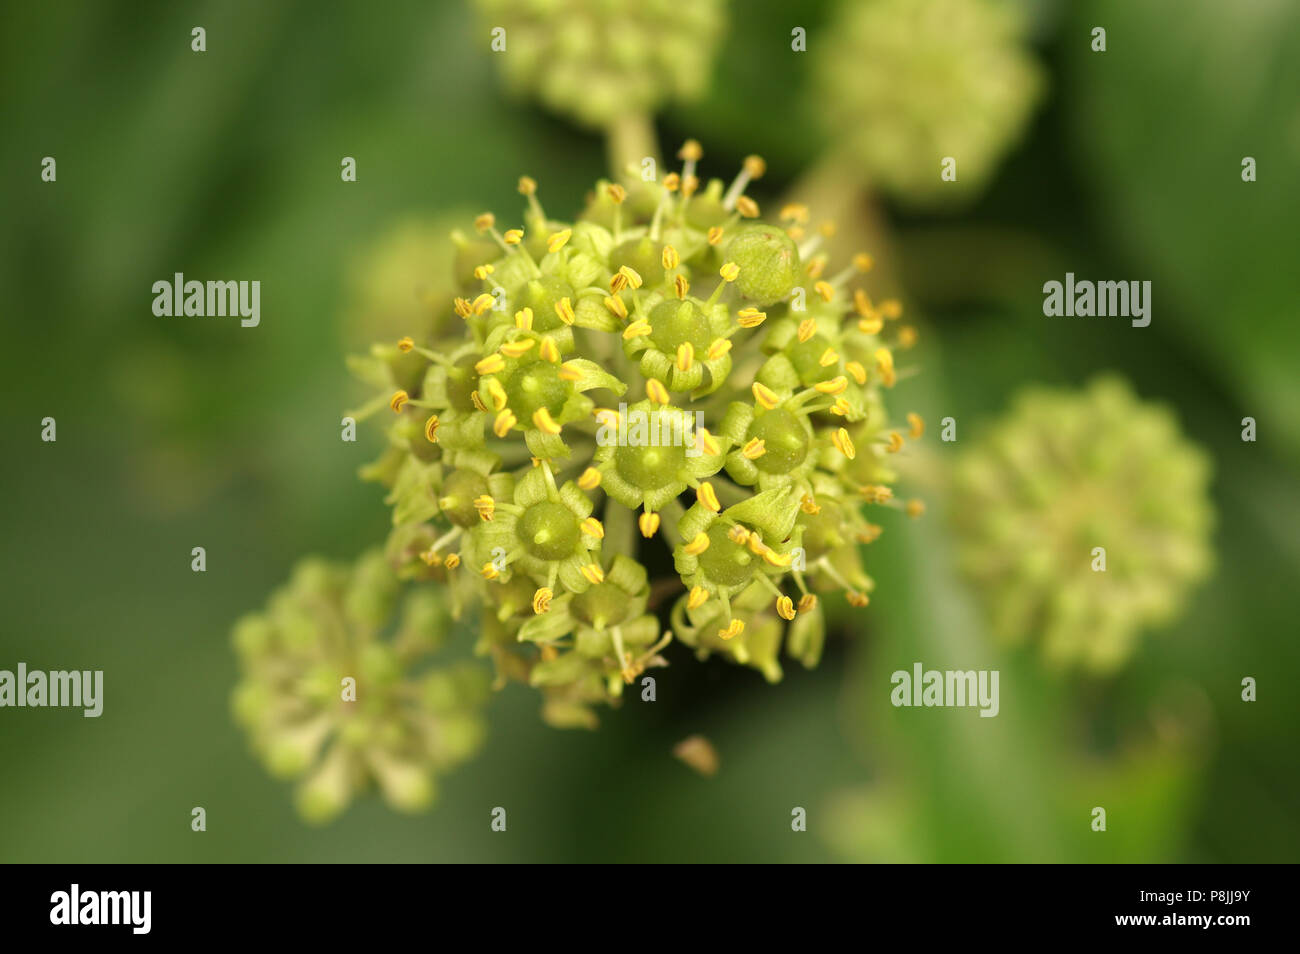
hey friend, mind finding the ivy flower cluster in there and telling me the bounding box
[341,142,921,729]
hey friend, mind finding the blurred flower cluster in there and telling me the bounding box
[952,377,1214,671]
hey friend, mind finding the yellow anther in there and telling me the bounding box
[797,594,817,613]
[485,378,509,411]
[831,397,853,416]
[695,427,721,457]
[539,337,560,363]
[683,532,710,556]
[606,183,627,204]
[860,523,884,543]
[898,326,918,349]
[604,295,628,319]
[752,381,780,409]
[646,378,670,405]
[743,154,767,179]
[532,587,553,614]
[853,252,874,272]
[819,220,837,238]
[832,427,856,460]
[578,467,603,491]
[779,203,809,224]
[581,517,605,539]
[558,362,582,382]
[875,347,896,387]
[593,407,621,428]
[815,376,849,395]
[707,226,725,246]
[472,292,495,315]
[861,484,893,504]
[580,563,605,585]
[678,139,703,162]
[424,414,440,443]
[623,318,652,339]
[736,195,760,218]
[539,644,558,662]
[718,619,745,641]
[800,494,820,515]
[853,288,874,316]
[847,591,870,608]
[420,548,442,567]
[880,299,903,320]
[859,315,884,335]
[742,438,766,460]
[687,585,709,609]
[454,297,473,318]
[480,562,499,580]
[806,258,826,279]
[518,176,537,196]
[662,245,679,270]
[503,229,523,245]
[737,307,767,328]
[397,336,415,352]
[474,264,494,280]
[907,499,926,519]
[887,431,905,453]
[674,274,690,299]
[474,212,495,233]
[706,339,732,361]
[532,408,562,434]
[547,229,572,253]
[676,342,694,372]
[762,548,792,567]
[776,596,796,621]
[697,482,721,512]
[846,361,868,385]
[907,412,924,440]
[797,318,817,342]
[470,391,487,411]
[814,280,835,303]
[663,172,681,191]
[638,511,660,538]
[443,553,461,569]
[819,347,839,367]
[493,409,516,437]
[514,307,534,330]
[390,390,409,413]
[475,354,506,375]
[555,297,575,326]
[618,265,643,289]
[609,273,629,295]
[683,174,701,197]
[499,338,535,358]
[727,525,750,545]
[719,262,740,282]
[473,494,495,521]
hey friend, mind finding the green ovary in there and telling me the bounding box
[506,361,569,421]
[749,409,809,474]
[517,501,580,560]
[648,299,713,353]
[698,524,756,587]
[616,440,687,491]
[571,583,631,629]
[786,335,838,385]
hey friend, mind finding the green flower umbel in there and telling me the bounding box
[474,0,724,131]
[814,0,1044,205]
[231,552,489,823]
[951,377,1214,672]
[343,143,919,730]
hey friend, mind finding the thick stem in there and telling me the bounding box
[605,112,660,180]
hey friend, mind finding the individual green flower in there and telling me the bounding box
[951,376,1214,671]
[474,0,725,131]
[814,0,1045,205]
[231,552,489,823]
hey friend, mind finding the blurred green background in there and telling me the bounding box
[1,0,1297,862]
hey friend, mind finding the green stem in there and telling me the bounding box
[605,112,660,180]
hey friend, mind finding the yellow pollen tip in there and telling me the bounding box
[646,379,670,405]
[475,354,505,375]
[578,467,603,491]
[517,176,537,196]
[515,307,534,330]
[424,414,440,443]
[718,619,744,641]
[719,262,740,282]
[676,342,694,372]
[622,318,652,340]
[604,295,627,319]
[687,585,709,609]
[503,229,523,245]
[454,297,473,318]
[762,548,792,568]
[833,427,856,460]
[485,379,508,411]
[474,264,494,280]
[606,184,627,204]
[532,408,562,435]
[397,336,415,352]
[674,274,690,299]
[847,361,868,385]
[638,511,660,538]
[532,587,553,614]
[706,339,732,361]
[474,213,495,233]
[697,482,721,512]
[618,265,643,289]
[707,226,724,246]
[678,140,703,162]
[558,362,582,382]
[907,499,926,519]
[819,348,839,367]
[683,532,710,556]
[580,563,605,585]
[881,299,903,320]
[493,409,516,437]
[499,338,535,358]
[776,596,796,621]
[480,562,499,580]
[472,293,495,315]
[853,253,874,272]
[743,155,766,179]
[547,229,571,253]
[800,494,820,515]
[815,376,849,395]
[389,390,409,413]
[742,438,766,460]
[539,337,560,363]
[797,318,817,342]
[814,281,835,303]
[555,297,575,326]
[887,431,904,453]
[662,246,679,270]
[736,196,760,218]
[469,391,487,412]
[443,553,460,569]
[798,594,817,613]
[609,273,628,295]
[727,525,750,545]
[737,307,767,328]
[663,172,681,192]
[581,517,605,539]
[847,591,870,608]
[907,412,925,440]
[752,382,780,409]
